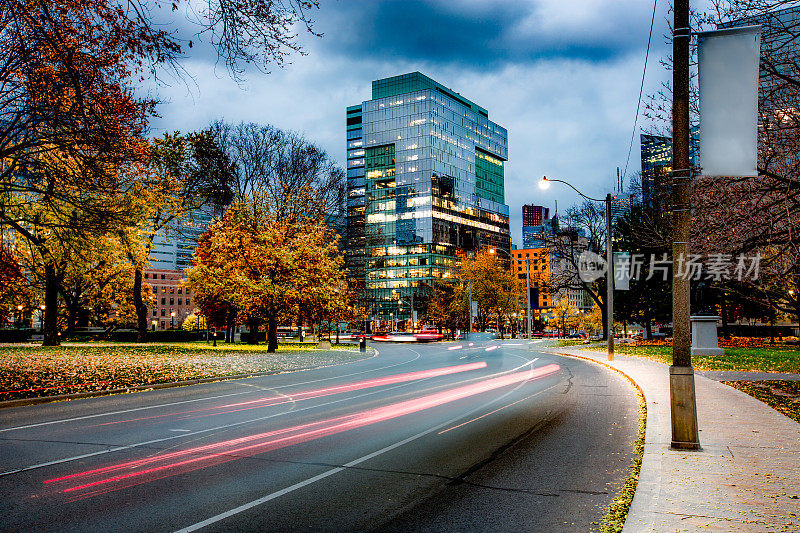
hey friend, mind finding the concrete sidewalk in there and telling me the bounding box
[550,347,800,532]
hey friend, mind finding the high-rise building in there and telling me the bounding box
[610,193,634,225]
[640,133,671,208]
[148,206,216,271]
[346,72,511,326]
[721,6,800,111]
[522,212,559,249]
[640,131,698,208]
[345,105,367,284]
[522,204,549,227]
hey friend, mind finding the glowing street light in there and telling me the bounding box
[538,175,615,361]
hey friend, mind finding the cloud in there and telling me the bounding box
[316,0,663,68]
[146,0,675,246]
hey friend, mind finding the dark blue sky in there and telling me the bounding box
[150,0,682,244]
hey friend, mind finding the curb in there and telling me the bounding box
[0,347,377,409]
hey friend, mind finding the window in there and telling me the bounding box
[144,273,149,279]
[177,299,182,305]
[178,288,182,294]
[161,309,166,316]
[152,310,157,317]
[170,298,174,305]
[170,287,174,294]
[161,298,165,305]
[161,321,166,329]
[186,298,190,305]
[161,274,165,280]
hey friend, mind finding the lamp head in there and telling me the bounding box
[538,176,551,190]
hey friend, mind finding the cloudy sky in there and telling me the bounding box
[148,0,682,245]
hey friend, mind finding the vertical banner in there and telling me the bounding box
[698,25,761,177]
[471,301,478,319]
[614,252,631,291]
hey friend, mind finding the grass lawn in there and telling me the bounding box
[557,339,587,347]
[723,381,800,424]
[0,341,373,402]
[585,344,800,374]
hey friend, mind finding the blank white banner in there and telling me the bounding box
[698,25,760,177]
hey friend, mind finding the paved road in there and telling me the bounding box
[0,337,638,532]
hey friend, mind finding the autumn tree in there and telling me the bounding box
[120,130,234,343]
[457,250,520,333]
[425,281,468,338]
[186,198,344,352]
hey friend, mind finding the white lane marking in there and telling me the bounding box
[169,429,192,432]
[502,343,523,346]
[0,377,421,478]
[0,349,419,434]
[174,355,545,533]
[447,345,463,350]
[1,347,542,478]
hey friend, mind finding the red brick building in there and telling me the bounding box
[144,269,195,330]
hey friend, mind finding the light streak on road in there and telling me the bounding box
[87,362,489,428]
[484,346,499,351]
[448,345,463,350]
[45,364,561,498]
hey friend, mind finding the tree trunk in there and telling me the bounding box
[267,315,278,353]
[133,268,148,343]
[43,263,61,346]
[246,318,260,344]
[600,306,608,340]
[65,283,81,335]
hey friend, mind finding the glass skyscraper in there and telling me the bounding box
[346,72,511,326]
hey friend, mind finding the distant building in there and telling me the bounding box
[610,193,634,225]
[512,248,553,322]
[721,6,800,111]
[640,131,698,208]
[640,133,672,208]
[522,212,559,249]
[149,206,216,271]
[144,269,195,330]
[522,204,549,227]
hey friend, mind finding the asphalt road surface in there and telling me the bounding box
[0,337,638,532]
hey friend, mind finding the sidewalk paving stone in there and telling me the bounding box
[548,347,800,533]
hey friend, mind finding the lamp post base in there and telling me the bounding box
[669,365,700,450]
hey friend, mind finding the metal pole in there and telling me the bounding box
[525,258,532,340]
[606,194,615,361]
[670,0,700,450]
[468,279,473,340]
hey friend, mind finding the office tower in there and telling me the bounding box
[610,193,634,226]
[522,204,549,227]
[148,206,216,271]
[346,72,511,326]
[522,212,559,249]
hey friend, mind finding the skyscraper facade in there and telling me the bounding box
[346,72,511,325]
[148,206,216,271]
[640,133,672,208]
[522,204,549,227]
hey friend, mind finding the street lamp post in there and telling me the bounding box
[669,0,700,450]
[539,176,614,360]
[490,247,533,340]
[170,311,175,330]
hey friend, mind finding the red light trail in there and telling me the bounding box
[87,361,488,427]
[45,363,560,498]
